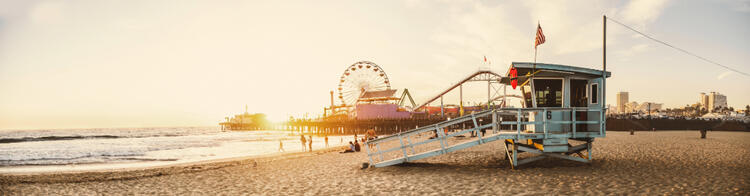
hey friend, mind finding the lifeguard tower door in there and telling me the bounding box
[587,78,603,132]
[570,79,588,131]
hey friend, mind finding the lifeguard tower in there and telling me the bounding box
[365,62,610,168]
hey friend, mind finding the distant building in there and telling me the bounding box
[625,101,639,113]
[699,92,709,110]
[635,102,663,112]
[607,104,616,115]
[353,89,411,120]
[706,92,727,112]
[220,112,270,131]
[616,92,629,113]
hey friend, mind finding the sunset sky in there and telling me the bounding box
[1,0,748,129]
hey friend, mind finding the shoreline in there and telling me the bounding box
[0,145,347,184]
[0,129,353,175]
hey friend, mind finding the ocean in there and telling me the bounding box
[0,127,350,173]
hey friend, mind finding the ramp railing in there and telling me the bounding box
[365,107,606,167]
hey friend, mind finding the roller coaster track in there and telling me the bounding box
[414,70,505,111]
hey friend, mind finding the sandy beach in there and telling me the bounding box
[1,131,748,195]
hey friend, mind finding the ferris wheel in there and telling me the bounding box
[337,61,391,106]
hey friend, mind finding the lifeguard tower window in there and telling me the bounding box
[533,79,562,107]
[571,80,588,107]
[590,83,599,104]
[522,84,533,107]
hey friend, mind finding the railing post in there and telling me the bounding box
[599,107,606,136]
[407,136,415,154]
[572,108,577,138]
[436,124,446,153]
[603,108,608,136]
[516,108,522,140]
[398,134,408,161]
[365,140,373,165]
[543,108,548,139]
[376,144,383,162]
[471,113,483,144]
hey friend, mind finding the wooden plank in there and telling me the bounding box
[407,149,443,161]
[445,139,480,153]
[517,155,546,165]
[374,158,405,167]
[546,153,590,163]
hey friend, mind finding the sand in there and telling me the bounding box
[1,131,749,195]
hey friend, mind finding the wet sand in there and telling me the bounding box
[2,131,749,195]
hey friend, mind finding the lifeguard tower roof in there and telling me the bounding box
[510,62,611,78]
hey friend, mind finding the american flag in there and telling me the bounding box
[535,23,545,49]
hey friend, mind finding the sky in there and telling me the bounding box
[0,0,748,130]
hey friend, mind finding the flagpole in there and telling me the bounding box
[534,48,537,72]
[533,21,539,77]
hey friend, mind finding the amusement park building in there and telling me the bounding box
[354,104,411,120]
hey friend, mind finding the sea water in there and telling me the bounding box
[0,127,352,173]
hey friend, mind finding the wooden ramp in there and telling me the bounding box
[365,108,605,168]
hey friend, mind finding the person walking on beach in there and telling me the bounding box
[300,135,307,152]
[366,128,377,149]
[278,139,285,152]
[324,135,329,148]
[308,135,313,152]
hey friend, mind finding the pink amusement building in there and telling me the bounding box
[353,89,412,120]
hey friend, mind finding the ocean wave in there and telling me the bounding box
[0,134,188,144]
[0,152,150,166]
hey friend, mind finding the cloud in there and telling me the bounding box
[620,0,671,27]
[617,43,650,58]
[428,1,530,70]
[721,0,750,12]
[422,0,675,70]
[717,71,733,80]
[29,1,66,25]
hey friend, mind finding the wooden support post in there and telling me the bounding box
[460,84,463,116]
[602,15,607,137]
[512,142,518,168]
[587,141,592,161]
[440,96,444,118]
[492,110,498,134]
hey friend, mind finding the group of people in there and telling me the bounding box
[340,140,361,153]
[341,128,377,153]
[278,135,330,152]
[277,128,377,154]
